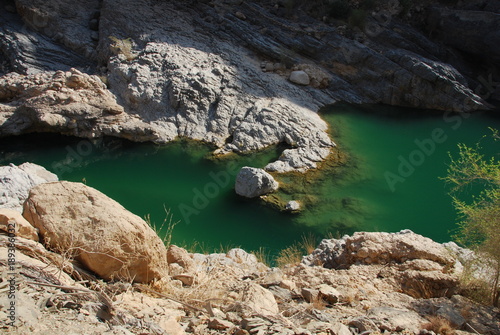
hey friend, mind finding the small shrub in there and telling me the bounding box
[109,36,136,61]
[182,240,210,254]
[275,233,319,267]
[458,263,492,305]
[443,130,500,306]
[215,242,241,254]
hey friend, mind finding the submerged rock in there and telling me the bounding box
[235,167,279,198]
[22,181,167,283]
[285,200,301,212]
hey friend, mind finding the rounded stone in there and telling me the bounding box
[289,71,310,85]
[235,167,279,198]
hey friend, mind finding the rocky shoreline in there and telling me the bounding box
[0,162,499,334]
[1,0,499,173]
[1,0,500,332]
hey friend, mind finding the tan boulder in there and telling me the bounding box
[167,245,194,270]
[345,230,455,266]
[0,208,39,241]
[22,181,167,283]
[241,283,279,316]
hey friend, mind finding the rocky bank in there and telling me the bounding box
[0,163,499,334]
[1,0,499,172]
[1,0,500,332]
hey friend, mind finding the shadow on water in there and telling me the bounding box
[0,132,319,257]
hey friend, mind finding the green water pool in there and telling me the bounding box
[1,104,498,257]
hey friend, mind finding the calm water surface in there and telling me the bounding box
[1,104,498,256]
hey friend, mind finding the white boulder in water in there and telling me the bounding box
[235,167,279,198]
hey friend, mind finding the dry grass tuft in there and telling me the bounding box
[422,316,456,335]
[275,244,303,268]
[145,206,178,248]
[301,232,317,255]
[252,247,270,266]
[275,233,319,267]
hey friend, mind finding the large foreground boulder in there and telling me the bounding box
[22,181,167,282]
[235,167,279,198]
[0,163,58,212]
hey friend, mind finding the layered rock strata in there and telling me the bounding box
[1,0,496,172]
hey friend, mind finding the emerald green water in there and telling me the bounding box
[308,104,499,242]
[1,104,498,256]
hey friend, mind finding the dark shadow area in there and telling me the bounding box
[0,0,93,74]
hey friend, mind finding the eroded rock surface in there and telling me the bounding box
[0,162,58,212]
[303,230,459,298]
[303,229,455,269]
[235,167,279,198]
[0,68,155,141]
[22,181,167,283]
[0,208,38,241]
[3,212,500,334]
[1,0,496,172]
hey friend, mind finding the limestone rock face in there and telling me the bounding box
[105,41,334,172]
[14,0,100,60]
[344,230,455,266]
[22,181,167,282]
[235,167,279,198]
[2,0,494,174]
[0,4,92,75]
[303,230,459,298]
[0,208,38,241]
[303,230,454,269]
[0,0,499,177]
[0,69,157,141]
[428,7,500,65]
[0,163,58,212]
